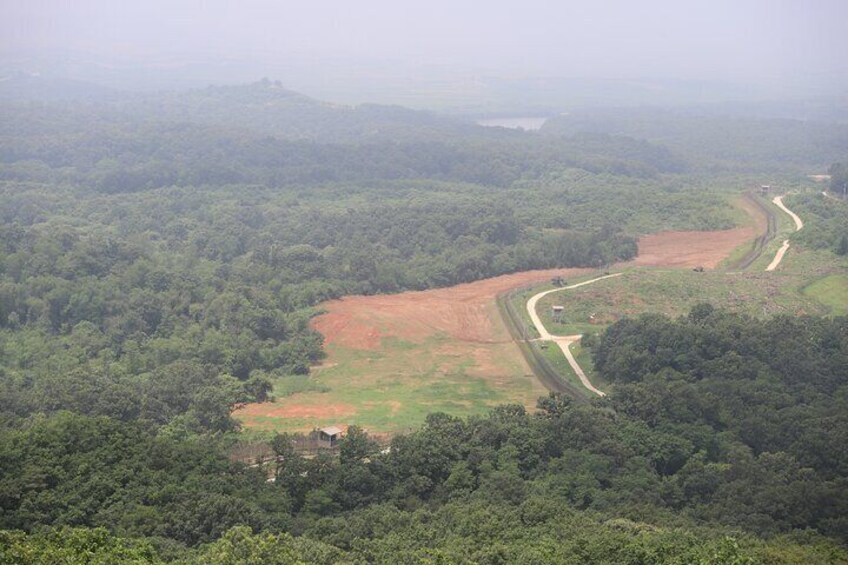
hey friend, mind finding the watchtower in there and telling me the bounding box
[551,305,564,323]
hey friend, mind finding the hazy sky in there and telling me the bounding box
[2,0,847,87]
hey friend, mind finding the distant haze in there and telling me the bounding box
[2,0,847,108]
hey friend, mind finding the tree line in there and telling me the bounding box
[1,306,846,562]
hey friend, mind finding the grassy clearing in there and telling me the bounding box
[537,265,829,337]
[503,272,612,398]
[536,340,607,397]
[236,331,546,434]
[271,374,331,397]
[526,243,846,396]
[572,341,606,390]
[803,274,848,315]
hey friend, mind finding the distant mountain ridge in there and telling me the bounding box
[0,76,489,143]
[133,79,488,142]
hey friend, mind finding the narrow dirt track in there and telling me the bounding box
[765,240,791,272]
[773,195,803,230]
[525,274,623,396]
[766,196,803,271]
[554,335,605,396]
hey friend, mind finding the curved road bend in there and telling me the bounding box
[773,195,803,231]
[525,196,807,393]
[766,196,804,272]
[526,273,623,396]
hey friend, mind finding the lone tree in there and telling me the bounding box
[339,425,372,465]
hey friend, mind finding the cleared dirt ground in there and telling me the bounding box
[632,227,754,269]
[312,212,760,350]
[312,267,592,351]
[236,223,761,433]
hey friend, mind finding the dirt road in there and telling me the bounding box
[766,196,803,271]
[765,240,791,272]
[525,274,623,396]
[526,274,623,340]
[773,196,803,230]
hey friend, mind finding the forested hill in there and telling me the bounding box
[116,79,489,143]
[1,308,846,562]
[0,82,721,461]
[2,80,847,562]
[0,81,687,189]
[0,78,484,143]
[542,107,848,172]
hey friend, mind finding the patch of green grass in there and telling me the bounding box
[535,262,834,338]
[803,274,848,315]
[572,341,607,391]
[272,374,331,397]
[237,331,545,434]
[536,339,606,397]
[537,342,587,396]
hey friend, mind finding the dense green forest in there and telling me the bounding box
[542,108,848,173]
[0,85,737,437]
[1,82,847,562]
[2,309,847,562]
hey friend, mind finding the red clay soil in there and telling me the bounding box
[313,225,759,350]
[237,402,357,420]
[632,226,755,269]
[312,267,591,349]
[633,196,767,270]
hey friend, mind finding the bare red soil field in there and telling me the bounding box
[632,226,755,269]
[314,223,761,350]
[312,267,591,350]
[236,402,357,420]
[238,223,761,431]
[633,196,767,270]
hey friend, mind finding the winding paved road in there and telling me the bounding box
[526,273,622,396]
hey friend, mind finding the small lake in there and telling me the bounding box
[476,116,549,131]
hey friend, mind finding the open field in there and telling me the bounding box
[630,224,757,269]
[236,268,590,433]
[236,214,772,433]
[236,193,848,433]
[536,241,846,337]
[235,333,546,434]
[803,274,848,315]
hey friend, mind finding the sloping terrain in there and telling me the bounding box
[237,223,760,433]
